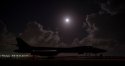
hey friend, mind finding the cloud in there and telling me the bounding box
[99,0,125,15]
[79,14,117,54]
[80,14,98,46]
[100,2,117,15]
[71,38,80,47]
[78,10,125,56]
[20,21,61,47]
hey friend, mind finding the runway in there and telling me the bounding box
[0,56,125,65]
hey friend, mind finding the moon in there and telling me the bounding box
[65,18,70,23]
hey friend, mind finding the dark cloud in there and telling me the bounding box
[80,14,98,46]
[79,7,125,56]
[20,21,61,47]
[20,21,86,47]
[71,38,80,47]
[70,1,125,54]
[99,0,125,15]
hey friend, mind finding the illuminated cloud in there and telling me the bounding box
[20,21,61,47]
[79,14,113,52]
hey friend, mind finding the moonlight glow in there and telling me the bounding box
[65,18,70,23]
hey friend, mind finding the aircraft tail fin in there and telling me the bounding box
[16,37,31,50]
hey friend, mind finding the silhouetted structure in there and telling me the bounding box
[14,37,107,56]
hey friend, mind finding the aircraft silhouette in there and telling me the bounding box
[14,37,107,56]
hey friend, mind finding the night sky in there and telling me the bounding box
[0,0,125,56]
[0,0,98,42]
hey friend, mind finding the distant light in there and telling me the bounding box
[0,54,29,57]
